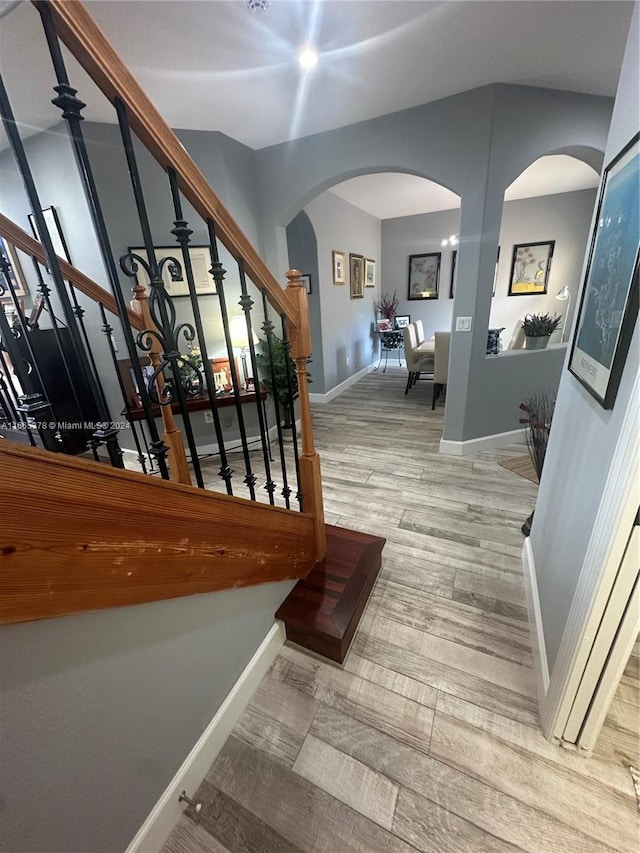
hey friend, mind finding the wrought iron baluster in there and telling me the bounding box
[281,315,303,510]
[206,219,257,500]
[167,168,233,494]
[35,2,169,477]
[261,292,292,509]
[237,259,275,504]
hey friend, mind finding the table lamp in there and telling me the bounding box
[229,314,259,388]
[555,286,571,342]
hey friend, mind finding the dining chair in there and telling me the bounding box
[403,323,435,395]
[432,331,451,409]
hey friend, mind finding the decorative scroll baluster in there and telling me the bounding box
[285,270,326,558]
[281,315,303,509]
[261,293,292,509]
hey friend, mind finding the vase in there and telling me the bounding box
[525,335,550,350]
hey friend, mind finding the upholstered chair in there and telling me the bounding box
[432,331,451,409]
[403,323,435,395]
[414,319,425,344]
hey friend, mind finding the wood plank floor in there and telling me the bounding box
[163,367,640,853]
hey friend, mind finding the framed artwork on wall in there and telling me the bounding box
[332,250,346,285]
[28,205,72,264]
[0,236,29,300]
[508,240,555,296]
[408,252,440,300]
[300,274,312,294]
[365,258,376,287]
[449,250,457,298]
[350,253,364,298]
[493,246,501,296]
[128,245,217,296]
[568,132,639,409]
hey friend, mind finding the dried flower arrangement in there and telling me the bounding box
[374,291,399,321]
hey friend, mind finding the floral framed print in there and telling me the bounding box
[408,252,440,300]
[350,253,365,298]
[332,250,346,285]
[508,241,555,296]
[569,132,639,409]
[365,258,376,287]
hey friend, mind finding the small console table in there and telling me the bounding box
[373,330,404,372]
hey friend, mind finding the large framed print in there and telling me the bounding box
[28,205,72,264]
[508,241,554,295]
[569,133,639,409]
[408,252,440,300]
[350,253,364,298]
[128,246,217,296]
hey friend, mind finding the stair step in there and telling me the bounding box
[275,524,385,664]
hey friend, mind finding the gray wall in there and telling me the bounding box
[0,582,295,852]
[255,83,612,440]
[531,4,640,672]
[305,192,381,391]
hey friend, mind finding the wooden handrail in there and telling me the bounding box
[0,212,144,331]
[0,440,316,624]
[43,0,296,326]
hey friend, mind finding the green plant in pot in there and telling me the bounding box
[255,335,311,431]
[521,312,562,350]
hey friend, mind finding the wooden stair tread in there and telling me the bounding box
[275,524,385,663]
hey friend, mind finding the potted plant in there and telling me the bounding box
[521,312,562,350]
[255,335,311,432]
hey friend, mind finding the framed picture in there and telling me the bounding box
[377,319,393,332]
[0,237,28,300]
[394,315,411,329]
[211,356,239,393]
[350,253,364,299]
[365,258,376,287]
[493,246,501,296]
[408,252,440,300]
[508,240,555,296]
[300,274,312,295]
[116,356,154,408]
[332,250,346,285]
[449,250,457,299]
[28,205,71,264]
[569,133,639,409]
[128,245,217,296]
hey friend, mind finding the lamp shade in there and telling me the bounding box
[555,286,570,301]
[229,315,259,348]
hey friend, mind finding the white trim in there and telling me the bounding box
[439,428,525,456]
[309,363,375,404]
[540,371,639,741]
[522,537,550,710]
[125,621,286,853]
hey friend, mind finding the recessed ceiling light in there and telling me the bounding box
[298,47,319,70]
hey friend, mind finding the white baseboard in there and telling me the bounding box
[309,363,375,404]
[125,621,286,853]
[522,537,550,710]
[439,428,525,456]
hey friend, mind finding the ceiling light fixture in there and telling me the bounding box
[298,46,319,70]
[441,234,459,247]
[244,0,271,12]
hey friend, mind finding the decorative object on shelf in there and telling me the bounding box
[211,356,237,393]
[508,240,555,296]
[0,236,28,300]
[28,205,71,264]
[365,258,376,287]
[229,314,259,388]
[449,249,457,298]
[300,274,312,294]
[332,250,346,285]
[350,253,365,298]
[374,290,399,323]
[555,286,571,342]
[408,252,441,300]
[518,390,556,535]
[177,343,203,395]
[569,132,639,410]
[394,314,411,329]
[486,327,505,355]
[376,319,393,332]
[255,334,310,430]
[128,245,217,296]
[521,312,562,349]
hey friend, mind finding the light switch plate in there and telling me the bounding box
[456,316,473,332]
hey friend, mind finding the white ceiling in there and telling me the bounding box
[0,0,634,151]
[328,155,600,220]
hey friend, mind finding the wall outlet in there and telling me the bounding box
[204,411,214,424]
[456,316,473,332]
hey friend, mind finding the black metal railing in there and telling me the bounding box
[0,0,303,510]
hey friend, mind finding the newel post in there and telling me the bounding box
[285,270,326,560]
[130,284,192,486]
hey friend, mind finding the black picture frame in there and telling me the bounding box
[508,240,555,296]
[28,205,72,269]
[449,250,457,299]
[394,315,411,329]
[568,132,639,409]
[408,252,440,300]
[300,274,312,294]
